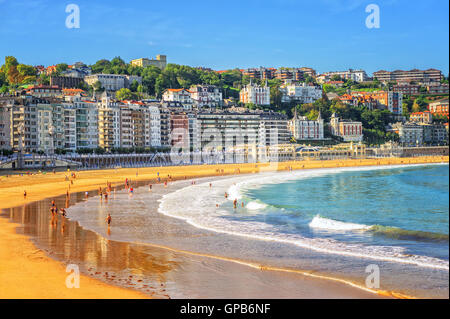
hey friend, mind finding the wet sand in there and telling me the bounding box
[1,156,448,298]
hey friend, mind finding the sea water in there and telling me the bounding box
[67,164,449,298]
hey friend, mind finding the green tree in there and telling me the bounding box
[55,63,69,74]
[116,88,134,100]
[129,80,139,92]
[91,59,111,74]
[92,81,104,92]
[38,73,50,85]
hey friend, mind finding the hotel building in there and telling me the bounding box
[288,110,324,140]
[330,113,363,142]
[240,83,270,106]
[190,85,223,109]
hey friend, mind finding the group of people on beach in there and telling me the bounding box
[48,199,67,230]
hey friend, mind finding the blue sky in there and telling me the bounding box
[0,0,448,76]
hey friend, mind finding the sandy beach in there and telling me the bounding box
[1,156,448,299]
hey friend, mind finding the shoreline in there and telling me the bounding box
[1,156,448,299]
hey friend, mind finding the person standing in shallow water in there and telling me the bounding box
[106,214,112,227]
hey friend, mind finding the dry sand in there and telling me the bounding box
[0,156,448,299]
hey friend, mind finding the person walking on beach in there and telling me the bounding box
[23,190,27,199]
[149,184,152,191]
[85,191,89,199]
[233,199,237,210]
[106,214,112,227]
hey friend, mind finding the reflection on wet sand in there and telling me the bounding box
[2,187,177,298]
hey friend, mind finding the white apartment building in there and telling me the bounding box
[162,89,194,110]
[320,69,369,83]
[63,95,99,150]
[62,107,77,151]
[84,74,142,91]
[240,83,270,106]
[280,82,323,104]
[190,85,223,108]
[288,111,324,140]
[390,122,424,146]
[0,99,13,150]
[98,93,121,150]
[197,111,261,151]
[36,103,66,153]
[259,112,291,146]
[148,104,161,147]
[188,112,200,151]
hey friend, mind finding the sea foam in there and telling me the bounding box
[309,215,371,231]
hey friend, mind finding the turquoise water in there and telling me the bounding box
[242,165,449,264]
